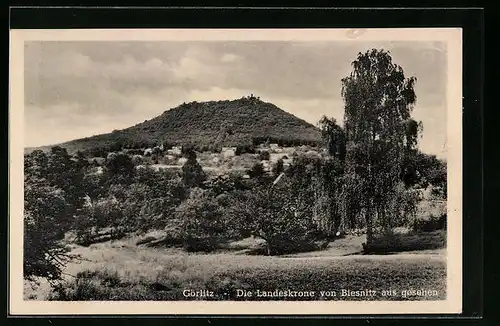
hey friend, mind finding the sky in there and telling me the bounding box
[24,40,447,158]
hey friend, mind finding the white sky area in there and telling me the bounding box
[24,41,447,158]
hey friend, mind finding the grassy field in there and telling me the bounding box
[25,234,447,302]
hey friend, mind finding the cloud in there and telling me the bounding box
[221,53,243,63]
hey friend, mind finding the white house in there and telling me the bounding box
[221,147,237,158]
[167,146,182,156]
[282,147,297,155]
[305,150,321,157]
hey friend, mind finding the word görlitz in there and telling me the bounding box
[182,289,215,298]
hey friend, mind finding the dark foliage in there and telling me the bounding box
[181,151,207,188]
[362,230,446,254]
[24,147,87,280]
[248,162,265,179]
[105,152,135,182]
[318,116,346,161]
[410,214,447,233]
[273,159,284,175]
[259,150,270,161]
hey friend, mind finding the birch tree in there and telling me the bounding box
[341,49,418,244]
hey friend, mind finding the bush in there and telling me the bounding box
[259,151,270,161]
[362,230,446,254]
[232,181,320,255]
[181,151,206,188]
[410,214,447,233]
[248,162,265,178]
[105,153,135,181]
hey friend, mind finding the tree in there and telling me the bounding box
[273,158,284,176]
[43,146,86,208]
[23,148,87,280]
[259,150,270,161]
[181,149,206,188]
[288,155,344,237]
[24,178,74,281]
[341,49,419,244]
[318,116,346,161]
[104,152,135,182]
[235,177,318,255]
[175,188,225,252]
[248,162,265,179]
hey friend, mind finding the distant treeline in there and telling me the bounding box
[76,136,320,157]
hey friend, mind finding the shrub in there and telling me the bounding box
[362,230,446,254]
[232,181,320,255]
[181,151,206,188]
[410,214,447,233]
[248,162,265,178]
[105,152,135,182]
[50,270,120,300]
[259,150,270,161]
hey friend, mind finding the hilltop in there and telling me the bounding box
[38,96,323,155]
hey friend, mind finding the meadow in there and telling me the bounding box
[25,231,446,301]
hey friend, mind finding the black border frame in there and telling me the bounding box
[6,6,485,323]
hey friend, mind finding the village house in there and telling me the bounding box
[281,147,297,155]
[269,143,279,151]
[305,150,321,157]
[221,147,237,158]
[167,146,182,156]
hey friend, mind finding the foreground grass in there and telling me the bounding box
[36,241,446,301]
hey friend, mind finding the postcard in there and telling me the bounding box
[10,27,462,315]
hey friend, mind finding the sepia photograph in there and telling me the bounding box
[9,28,462,315]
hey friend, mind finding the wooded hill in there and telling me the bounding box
[35,96,323,155]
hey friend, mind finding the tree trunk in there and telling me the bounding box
[331,202,341,237]
[366,202,374,245]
